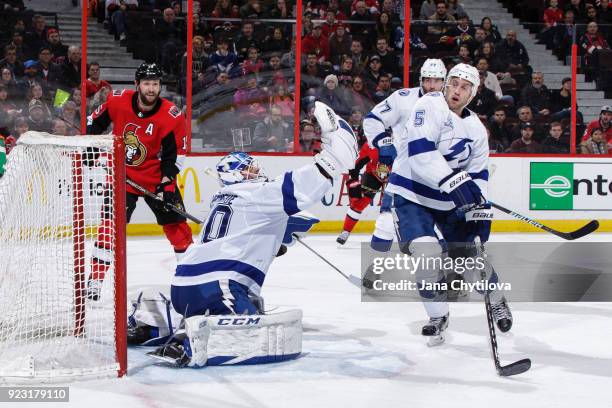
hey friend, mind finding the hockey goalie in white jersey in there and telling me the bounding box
[388,63,513,344]
[129,102,358,367]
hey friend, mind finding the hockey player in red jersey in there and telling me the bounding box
[336,142,390,244]
[86,62,193,299]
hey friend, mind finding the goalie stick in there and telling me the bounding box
[489,201,599,240]
[126,179,204,224]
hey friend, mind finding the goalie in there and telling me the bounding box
[129,102,358,367]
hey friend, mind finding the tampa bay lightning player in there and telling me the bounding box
[359,59,447,251]
[144,101,358,367]
[386,63,512,344]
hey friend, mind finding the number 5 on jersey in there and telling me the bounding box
[414,110,425,127]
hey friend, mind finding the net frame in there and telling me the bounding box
[0,132,126,382]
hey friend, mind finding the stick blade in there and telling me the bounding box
[498,358,531,377]
[567,220,599,240]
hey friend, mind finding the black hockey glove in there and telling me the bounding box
[155,180,177,211]
[347,177,363,199]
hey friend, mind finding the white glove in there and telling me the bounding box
[314,124,358,179]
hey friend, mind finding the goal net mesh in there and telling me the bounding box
[0,132,121,382]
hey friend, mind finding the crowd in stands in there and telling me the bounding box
[1,3,85,154]
[1,0,610,157]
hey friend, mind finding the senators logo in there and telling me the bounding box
[375,163,390,181]
[123,123,147,166]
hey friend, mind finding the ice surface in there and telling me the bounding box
[21,233,612,408]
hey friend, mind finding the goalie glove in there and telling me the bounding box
[314,127,358,179]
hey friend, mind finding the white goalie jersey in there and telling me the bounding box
[173,163,331,297]
[386,92,489,211]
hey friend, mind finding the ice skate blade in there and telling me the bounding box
[426,334,445,347]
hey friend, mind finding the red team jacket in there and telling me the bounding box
[87,89,186,194]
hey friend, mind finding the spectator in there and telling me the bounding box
[419,0,437,20]
[194,71,234,115]
[350,1,375,42]
[327,0,349,21]
[579,22,610,81]
[488,125,505,153]
[302,22,330,62]
[210,39,239,76]
[475,57,507,102]
[192,13,207,38]
[496,30,530,75]
[456,44,473,65]
[381,0,400,22]
[447,0,467,19]
[45,29,68,62]
[373,12,395,47]
[24,15,48,60]
[442,13,475,49]
[362,54,385,94]
[0,45,24,78]
[580,128,609,154]
[262,27,289,54]
[241,46,265,76]
[70,87,82,115]
[107,0,138,45]
[60,45,81,89]
[543,0,564,31]
[35,46,61,92]
[233,75,267,121]
[261,53,290,89]
[468,71,497,120]
[471,27,488,53]
[269,84,293,118]
[581,106,612,146]
[520,71,551,117]
[348,106,366,145]
[155,8,185,77]
[350,39,368,74]
[480,17,502,43]
[26,99,52,132]
[253,105,292,151]
[8,31,26,61]
[89,85,112,114]
[211,0,239,31]
[0,68,19,103]
[428,1,456,36]
[60,100,80,132]
[373,37,397,76]
[10,116,29,147]
[565,0,586,23]
[488,107,512,149]
[549,77,581,122]
[410,31,428,52]
[51,118,69,135]
[598,0,612,23]
[234,21,258,61]
[85,62,111,98]
[373,74,392,103]
[27,82,52,116]
[335,56,355,87]
[553,10,576,60]
[512,105,545,141]
[239,0,264,19]
[299,120,321,153]
[317,74,350,117]
[267,0,290,20]
[18,61,41,98]
[321,9,340,38]
[329,24,352,66]
[507,122,541,153]
[541,122,569,153]
[348,75,373,113]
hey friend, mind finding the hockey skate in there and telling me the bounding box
[313,101,338,134]
[86,279,103,301]
[336,230,350,245]
[148,340,191,367]
[491,297,513,333]
[422,313,449,347]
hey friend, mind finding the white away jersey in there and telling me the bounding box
[386,92,489,211]
[173,164,331,296]
[364,87,422,153]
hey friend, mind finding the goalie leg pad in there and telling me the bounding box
[202,309,303,366]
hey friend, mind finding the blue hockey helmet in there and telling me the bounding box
[216,152,268,186]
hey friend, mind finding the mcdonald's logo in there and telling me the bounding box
[177,167,202,203]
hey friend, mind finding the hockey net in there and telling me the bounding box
[0,132,126,382]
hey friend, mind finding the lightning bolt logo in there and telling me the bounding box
[219,280,236,313]
[443,138,473,162]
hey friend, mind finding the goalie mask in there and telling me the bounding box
[216,152,268,186]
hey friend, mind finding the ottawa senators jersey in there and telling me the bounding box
[87,89,186,193]
[348,142,391,183]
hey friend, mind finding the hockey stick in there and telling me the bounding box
[126,178,204,224]
[489,201,599,240]
[292,234,362,288]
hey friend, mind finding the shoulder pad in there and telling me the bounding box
[398,89,411,96]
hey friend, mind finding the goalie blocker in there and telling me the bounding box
[128,290,302,367]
